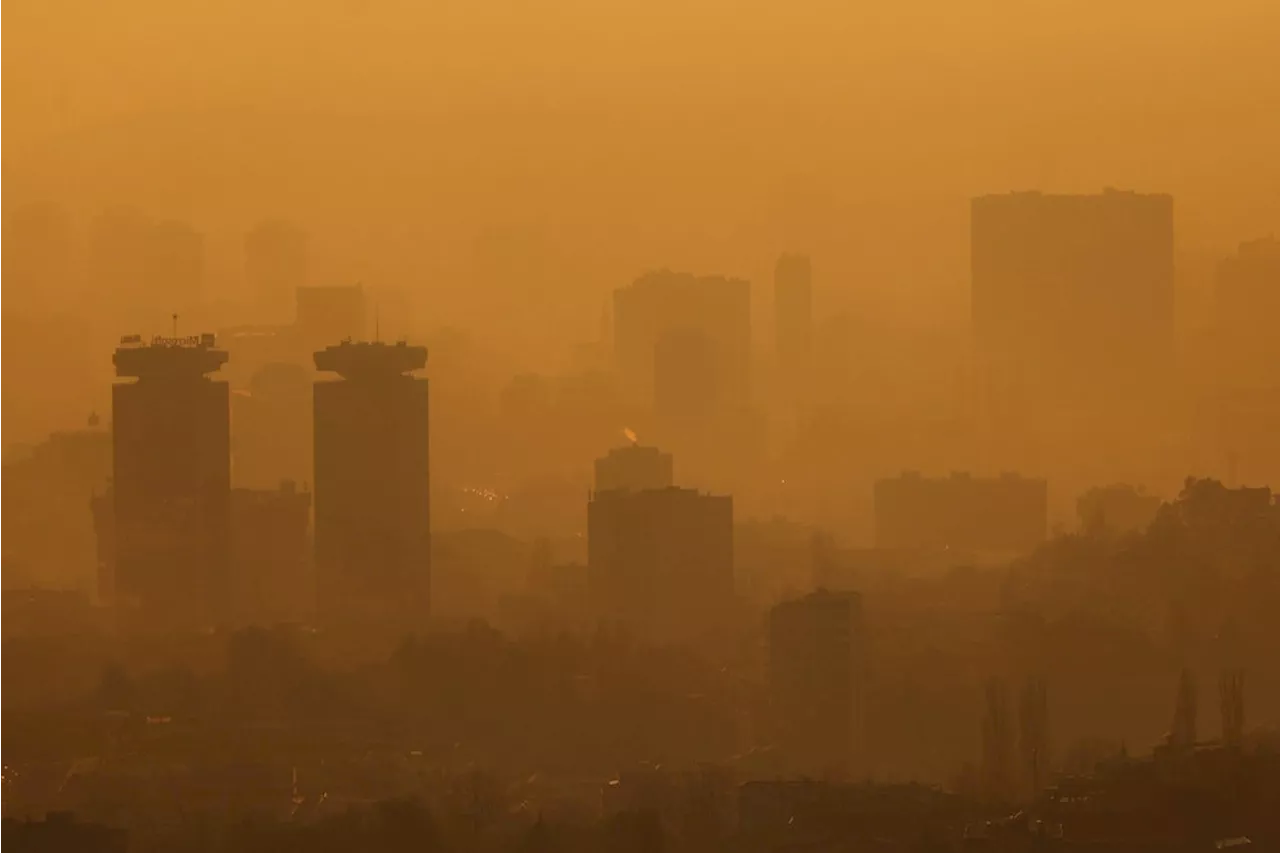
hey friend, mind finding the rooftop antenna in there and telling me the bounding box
[375,302,381,343]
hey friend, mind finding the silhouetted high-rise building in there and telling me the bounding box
[971,189,1174,415]
[769,589,863,778]
[774,253,812,387]
[613,271,751,410]
[594,444,674,492]
[587,486,733,645]
[1076,484,1161,535]
[873,471,1048,555]
[296,285,367,350]
[111,333,231,631]
[90,488,115,606]
[246,220,308,322]
[313,340,430,629]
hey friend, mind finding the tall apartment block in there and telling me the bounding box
[613,270,751,412]
[594,444,675,493]
[588,481,733,646]
[313,340,430,629]
[111,333,231,631]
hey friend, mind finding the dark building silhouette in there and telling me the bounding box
[769,589,864,778]
[588,486,733,645]
[313,340,430,629]
[92,478,313,627]
[774,253,812,389]
[245,220,308,321]
[613,271,751,410]
[231,482,313,627]
[90,488,115,605]
[971,189,1174,417]
[873,471,1048,554]
[296,285,366,351]
[111,333,231,632]
[594,444,675,493]
[1076,484,1161,534]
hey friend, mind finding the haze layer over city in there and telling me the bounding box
[3,0,1280,850]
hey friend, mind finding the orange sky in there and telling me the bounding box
[5,0,1279,344]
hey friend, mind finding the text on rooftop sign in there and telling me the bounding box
[150,335,211,347]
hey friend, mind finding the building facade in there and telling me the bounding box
[594,444,675,493]
[587,486,733,646]
[613,270,751,411]
[111,333,231,631]
[313,340,430,630]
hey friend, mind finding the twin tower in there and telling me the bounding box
[109,333,430,634]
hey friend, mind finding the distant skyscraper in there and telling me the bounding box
[971,189,1174,416]
[769,589,863,777]
[1215,237,1280,391]
[587,485,733,645]
[313,340,430,629]
[774,253,812,386]
[1076,484,1160,535]
[594,444,675,492]
[1207,239,1280,486]
[111,333,231,631]
[246,220,308,321]
[873,471,1048,554]
[613,271,751,410]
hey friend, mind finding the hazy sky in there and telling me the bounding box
[5,0,1279,341]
